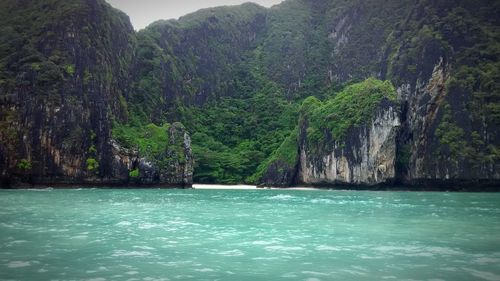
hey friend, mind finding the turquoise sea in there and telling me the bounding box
[1,188,500,281]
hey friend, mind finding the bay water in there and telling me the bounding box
[1,188,500,280]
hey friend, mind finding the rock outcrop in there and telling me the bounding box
[298,100,400,186]
[258,79,401,187]
[108,123,194,187]
[257,0,499,188]
[0,0,193,187]
[1,0,498,188]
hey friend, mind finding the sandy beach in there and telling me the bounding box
[193,184,257,190]
[192,184,320,191]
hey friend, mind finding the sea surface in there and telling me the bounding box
[1,188,500,281]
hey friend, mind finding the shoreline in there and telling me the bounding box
[1,182,499,192]
[193,184,322,191]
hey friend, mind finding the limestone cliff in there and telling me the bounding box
[257,0,499,188]
[0,0,193,187]
[385,0,500,186]
[298,100,399,186]
[1,0,498,188]
[258,79,401,187]
[109,122,193,187]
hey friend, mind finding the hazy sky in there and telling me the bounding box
[105,0,284,30]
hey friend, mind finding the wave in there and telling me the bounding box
[266,194,297,201]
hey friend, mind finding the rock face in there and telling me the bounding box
[1,0,499,188]
[108,123,194,187]
[0,0,193,187]
[256,0,499,188]
[257,80,402,187]
[299,100,400,185]
[386,1,500,186]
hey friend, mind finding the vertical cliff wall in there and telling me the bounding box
[258,79,401,187]
[0,0,193,187]
[385,0,500,186]
[0,0,498,188]
[298,100,399,185]
[258,0,499,188]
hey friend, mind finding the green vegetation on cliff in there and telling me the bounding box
[112,123,170,159]
[1,0,499,186]
[251,127,299,183]
[255,78,397,185]
[183,78,298,184]
[0,0,137,182]
[303,78,397,147]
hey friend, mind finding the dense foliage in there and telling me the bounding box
[98,0,497,183]
[1,0,498,185]
[0,0,136,178]
[304,78,397,146]
[251,127,299,183]
[385,0,500,173]
[112,123,170,159]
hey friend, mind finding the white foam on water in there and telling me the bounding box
[358,254,385,260]
[138,222,163,229]
[195,268,215,272]
[474,257,500,265]
[162,261,195,267]
[143,278,170,281]
[133,245,155,250]
[48,228,70,232]
[463,268,500,281]
[351,265,369,272]
[216,249,245,257]
[310,198,337,204]
[112,250,152,257]
[116,221,132,226]
[27,188,53,192]
[86,278,106,281]
[341,269,367,276]
[86,266,108,274]
[315,245,343,251]
[372,245,462,257]
[251,257,280,261]
[0,223,16,228]
[6,261,31,268]
[426,246,463,256]
[5,240,28,246]
[267,194,296,201]
[251,240,275,246]
[265,245,304,252]
[168,220,200,227]
[301,271,329,276]
[174,275,194,279]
